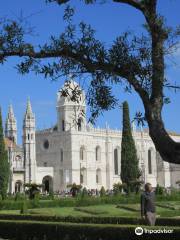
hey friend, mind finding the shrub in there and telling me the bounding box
[15,192,26,201]
[100,187,106,197]
[113,182,127,195]
[155,184,165,195]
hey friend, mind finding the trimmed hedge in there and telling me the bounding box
[0,198,76,210]
[0,193,179,210]
[116,204,139,212]
[0,214,180,226]
[0,220,179,240]
[74,207,108,215]
[0,194,144,209]
[156,203,180,210]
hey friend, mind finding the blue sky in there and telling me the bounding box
[0,0,180,144]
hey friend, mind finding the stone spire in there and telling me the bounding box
[7,105,15,120]
[24,98,34,120]
[5,104,17,143]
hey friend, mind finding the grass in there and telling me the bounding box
[0,201,180,218]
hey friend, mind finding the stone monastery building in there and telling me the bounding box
[4,79,180,193]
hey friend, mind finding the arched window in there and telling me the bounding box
[14,155,22,169]
[96,169,101,184]
[95,146,101,161]
[15,180,22,193]
[62,120,65,131]
[148,149,152,174]
[43,139,49,149]
[80,146,85,161]
[60,149,63,162]
[77,118,82,131]
[114,148,118,175]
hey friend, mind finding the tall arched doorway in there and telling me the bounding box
[42,176,53,193]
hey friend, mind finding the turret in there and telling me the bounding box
[56,77,86,132]
[23,98,36,183]
[5,105,17,143]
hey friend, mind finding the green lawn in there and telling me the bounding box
[0,202,180,218]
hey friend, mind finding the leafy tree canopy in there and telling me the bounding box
[0,0,180,164]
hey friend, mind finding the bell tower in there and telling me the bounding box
[23,99,36,183]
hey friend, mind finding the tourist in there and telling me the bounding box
[141,183,156,226]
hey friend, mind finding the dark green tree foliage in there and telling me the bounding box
[0,108,9,199]
[121,101,140,192]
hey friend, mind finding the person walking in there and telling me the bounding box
[141,183,156,226]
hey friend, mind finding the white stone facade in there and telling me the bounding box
[4,80,180,193]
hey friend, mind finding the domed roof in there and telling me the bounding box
[57,77,85,106]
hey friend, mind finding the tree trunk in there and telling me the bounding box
[145,101,180,164]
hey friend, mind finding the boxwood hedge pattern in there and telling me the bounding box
[0,214,180,226]
[0,220,179,240]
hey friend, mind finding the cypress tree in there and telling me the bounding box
[0,107,9,199]
[121,101,140,192]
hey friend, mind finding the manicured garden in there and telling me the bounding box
[0,202,180,218]
[0,193,180,240]
[0,185,180,239]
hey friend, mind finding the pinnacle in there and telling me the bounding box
[25,98,33,116]
[6,104,16,122]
